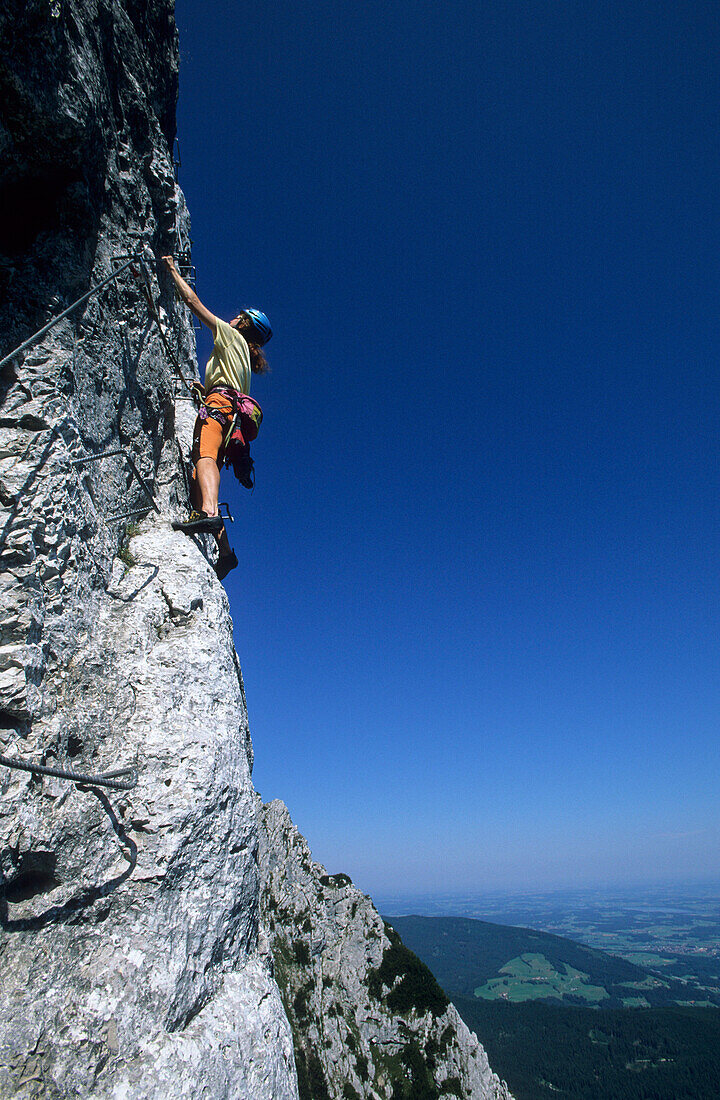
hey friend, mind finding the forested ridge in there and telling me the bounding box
[453,999,720,1100]
[387,915,718,1007]
[386,915,720,1098]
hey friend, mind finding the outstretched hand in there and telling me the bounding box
[157,256,216,335]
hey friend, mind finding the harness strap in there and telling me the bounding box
[197,386,261,450]
[223,411,240,451]
[196,388,239,455]
[196,386,240,416]
[195,388,261,484]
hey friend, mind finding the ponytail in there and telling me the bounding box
[248,341,269,375]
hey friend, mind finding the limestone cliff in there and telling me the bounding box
[258,800,512,1100]
[0,2,512,1098]
[0,1,297,1095]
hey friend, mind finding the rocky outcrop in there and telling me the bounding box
[0,513,298,1098]
[0,0,194,730]
[0,2,513,1098]
[259,800,513,1100]
[0,1,297,1096]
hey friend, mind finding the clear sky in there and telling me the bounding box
[172,0,720,896]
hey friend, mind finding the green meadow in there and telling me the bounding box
[474,952,609,1004]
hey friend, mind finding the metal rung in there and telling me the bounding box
[177,265,196,286]
[73,448,160,521]
[107,506,154,523]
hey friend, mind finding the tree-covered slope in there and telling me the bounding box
[387,915,718,1008]
[452,999,720,1100]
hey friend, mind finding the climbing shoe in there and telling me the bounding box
[215,550,238,581]
[172,510,224,534]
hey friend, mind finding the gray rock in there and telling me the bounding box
[0,1,514,1098]
[0,510,298,1100]
[0,1,297,1096]
[259,799,513,1100]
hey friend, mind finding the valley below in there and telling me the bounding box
[380,883,720,1099]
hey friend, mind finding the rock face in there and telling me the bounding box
[0,2,513,1098]
[0,1,297,1096]
[259,800,513,1100]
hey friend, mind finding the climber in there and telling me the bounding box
[162,255,272,580]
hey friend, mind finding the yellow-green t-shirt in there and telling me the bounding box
[203,317,251,394]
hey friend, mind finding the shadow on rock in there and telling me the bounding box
[0,787,138,931]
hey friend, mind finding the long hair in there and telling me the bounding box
[248,341,269,375]
[236,315,270,374]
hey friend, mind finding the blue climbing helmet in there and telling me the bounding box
[242,308,272,346]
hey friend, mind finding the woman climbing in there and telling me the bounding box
[162,255,272,580]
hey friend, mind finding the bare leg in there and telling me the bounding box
[195,457,220,516]
[193,458,232,557]
[190,474,202,513]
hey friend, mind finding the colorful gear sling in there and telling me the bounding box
[197,385,263,490]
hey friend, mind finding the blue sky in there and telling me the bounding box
[173,0,720,895]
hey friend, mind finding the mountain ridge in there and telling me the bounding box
[386,914,718,1008]
[0,2,512,1096]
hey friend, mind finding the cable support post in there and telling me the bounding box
[0,253,145,372]
[0,753,138,791]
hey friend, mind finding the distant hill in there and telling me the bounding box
[386,914,719,1009]
[385,915,720,1100]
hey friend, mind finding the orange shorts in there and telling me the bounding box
[191,392,234,467]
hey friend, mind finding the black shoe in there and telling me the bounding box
[172,510,224,534]
[215,550,238,580]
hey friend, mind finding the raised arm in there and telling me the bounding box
[161,256,217,337]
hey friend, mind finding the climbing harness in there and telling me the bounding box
[195,385,262,490]
[72,448,160,524]
[0,753,137,791]
[195,385,263,442]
